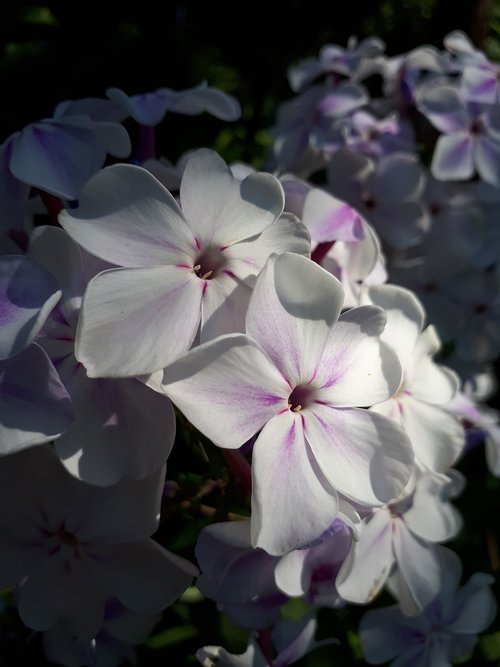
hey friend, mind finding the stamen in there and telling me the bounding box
[201,270,213,280]
[193,264,201,272]
[293,404,302,412]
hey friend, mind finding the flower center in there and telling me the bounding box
[193,247,226,280]
[288,385,314,412]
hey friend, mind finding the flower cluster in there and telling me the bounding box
[0,32,498,667]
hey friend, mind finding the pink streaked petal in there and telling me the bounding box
[251,411,339,555]
[316,306,403,406]
[304,405,414,506]
[59,164,195,267]
[302,189,364,243]
[431,132,474,181]
[223,213,311,283]
[163,334,289,449]
[336,509,394,604]
[55,369,176,486]
[246,253,344,385]
[76,266,202,377]
[179,149,284,246]
[200,272,252,343]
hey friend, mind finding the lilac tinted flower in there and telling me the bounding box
[327,149,426,249]
[417,83,500,186]
[365,284,465,472]
[337,472,461,614]
[198,613,336,667]
[288,36,385,92]
[346,111,416,158]
[106,82,241,127]
[360,547,496,667]
[0,446,197,640]
[195,521,285,629]
[164,252,413,555]
[7,115,131,201]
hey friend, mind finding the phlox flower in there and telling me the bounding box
[28,226,176,486]
[60,148,309,377]
[106,82,241,127]
[417,83,500,186]
[0,254,73,452]
[0,445,197,641]
[163,252,413,555]
[327,148,426,249]
[336,471,462,615]
[359,546,497,667]
[365,284,465,472]
[197,613,335,667]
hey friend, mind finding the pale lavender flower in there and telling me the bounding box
[360,546,496,666]
[163,252,413,555]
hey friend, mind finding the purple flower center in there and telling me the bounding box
[193,247,227,280]
[288,384,314,411]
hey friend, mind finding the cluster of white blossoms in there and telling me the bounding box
[0,30,498,667]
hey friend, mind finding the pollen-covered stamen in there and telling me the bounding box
[193,246,227,280]
[288,384,314,412]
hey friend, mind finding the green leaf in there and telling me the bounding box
[481,631,500,661]
[145,624,198,649]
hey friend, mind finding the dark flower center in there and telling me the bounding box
[288,385,314,412]
[193,247,226,280]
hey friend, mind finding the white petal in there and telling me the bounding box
[370,153,423,203]
[417,86,469,134]
[200,273,252,342]
[316,305,403,406]
[364,283,425,372]
[246,253,344,384]
[399,397,465,472]
[403,474,462,542]
[336,509,394,603]
[223,213,311,282]
[76,266,203,377]
[169,85,241,121]
[59,164,194,267]
[55,369,176,486]
[393,523,442,614]
[360,605,424,663]
[251,411,339,555]
[163,334,289,449]
[304,405,414,506]
[179,149,284,246]
[448,572,496,633]
[274,549,309,596]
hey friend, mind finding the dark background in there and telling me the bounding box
[0,1,499,665]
